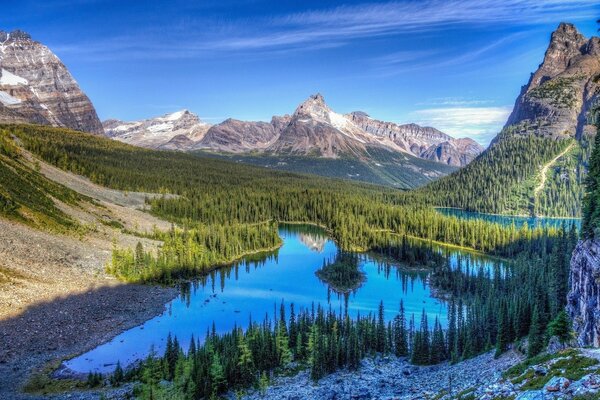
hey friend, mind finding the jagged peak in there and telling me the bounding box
[551,22,585,44]
[292,93,334,122]
[0,29,33,43]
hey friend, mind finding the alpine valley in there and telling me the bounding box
[1,8,600,400]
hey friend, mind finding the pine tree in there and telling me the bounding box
[528,306,545,357]
[583,113,600,238]
[547,311,571,344]
[495,302,509,358]
[209,352,226,398]
[376,301,386,353]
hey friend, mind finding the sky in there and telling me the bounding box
[2,0,599,145]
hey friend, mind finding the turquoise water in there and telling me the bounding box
[65,225,499,374]
[436,207,581,229]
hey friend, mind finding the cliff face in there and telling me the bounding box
[504,23,600,140]
[0,30,103,134]
[567,239,600,347]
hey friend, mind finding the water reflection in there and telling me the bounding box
[65,224,499,373]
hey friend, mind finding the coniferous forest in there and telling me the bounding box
[0,123,591,398]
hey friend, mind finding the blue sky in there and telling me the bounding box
[2,0,599,144]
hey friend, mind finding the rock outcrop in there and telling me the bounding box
[504,23,600,140]
[195,116,289,153]
[104,110,210,149]
[0,30,103,134]
[568,239,600,347]
[349,112,483,166]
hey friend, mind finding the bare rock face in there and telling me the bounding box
[104,110,210,149]
[421,138,483,167]
[195,117,287,153]
[0,30,103,134]
[504,23,600,140]
[103,93,481,167]
[268,94,371,158]
[349,112,483,166]
[567,239,600,347]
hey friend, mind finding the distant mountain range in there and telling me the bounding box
[426,23,600,217]
[105,93,483,168]
[0,28,484,188]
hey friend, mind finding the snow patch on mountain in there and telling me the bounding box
[0,90,21,105]
[0,69,28,86]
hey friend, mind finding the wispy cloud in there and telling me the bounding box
[50,0,598,60]
[410,106,513,144]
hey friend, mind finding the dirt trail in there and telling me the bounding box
[533,142,575,198]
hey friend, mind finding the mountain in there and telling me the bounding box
[104,94,481,167]
[348,111,482,166]
[103,110,210,149]
[100,94,479,188]
[424,23,600,217]
[195,116,289,152]
[0,30,103,134]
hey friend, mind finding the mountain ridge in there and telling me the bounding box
[424,22,599,217]
[0,30,103,134]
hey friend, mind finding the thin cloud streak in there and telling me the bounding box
[49,0,598,60]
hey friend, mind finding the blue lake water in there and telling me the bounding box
[436,207,581,229]
[65,225,501,374]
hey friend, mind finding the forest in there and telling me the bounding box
[420,128,590,218]
[0,123,591,398]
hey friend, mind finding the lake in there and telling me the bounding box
[436,207,581,229]
[64,224,500,374]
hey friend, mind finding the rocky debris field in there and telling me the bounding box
[468,348,600,400]
[230,350,522,400]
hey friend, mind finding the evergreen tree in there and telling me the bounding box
[528,306,545,358]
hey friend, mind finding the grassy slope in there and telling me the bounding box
[0,129,83,232]
[193,145,457,189]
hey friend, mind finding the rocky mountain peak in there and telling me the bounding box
[532,23,588,86]
[0,29,104,134]
[294,93,331,119]
[0,30,32,43]
[503,22,599,140]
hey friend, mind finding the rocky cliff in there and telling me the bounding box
[349,112,482,166]
[504,22,600,140]
[0,30,103,134]
[568,239,600,347]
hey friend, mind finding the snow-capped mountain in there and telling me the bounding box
[267,94,482,166]
[117,94,481,167]
[0,30,103,134]
[103,110,210,149]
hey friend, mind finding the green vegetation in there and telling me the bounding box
[108,222,281,283]
[536,137,590,217]
[0,123,585,394]
[431,225,577,361]
[0,128,84,232]
[528,75,582,109]
[315,251,365,293]
[421,129,581,217]
[6,124,567,285]
[582,109,600,238]
[196,144,457,189]
[124,301,445,399]
[505,349,597,390]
